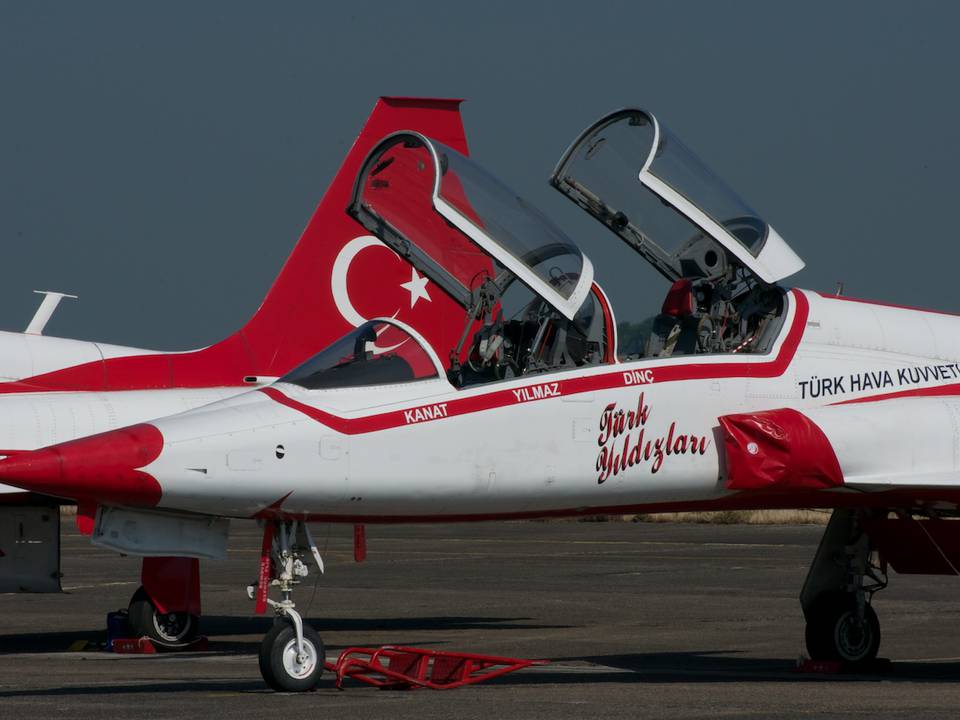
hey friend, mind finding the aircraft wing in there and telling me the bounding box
[719,396,960,492]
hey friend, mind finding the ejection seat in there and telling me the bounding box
[646,279,702,358]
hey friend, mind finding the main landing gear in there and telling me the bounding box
[800,509,887,666]
[124,557,203,649]
[127,586,200,647]
[248,519,327,692]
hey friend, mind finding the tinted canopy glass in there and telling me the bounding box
[351,132,593,320]
[352,136,490,303]
[436,146,592,311]
[648,125,767,253]
[281,320,438,390]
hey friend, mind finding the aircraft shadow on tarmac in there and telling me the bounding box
[497,652,960,685]
[1,649,960,698]
[0,681,270,698]
[3,652,960,700]
[0,614,571,655]
[5,617,960,691]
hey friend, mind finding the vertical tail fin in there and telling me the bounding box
[231,96,471,376]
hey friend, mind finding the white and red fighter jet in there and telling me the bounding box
[0,96,473,644]
[4,107,960,691]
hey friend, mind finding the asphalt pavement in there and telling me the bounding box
[2,517,960,719]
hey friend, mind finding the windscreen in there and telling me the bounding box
[281,321,438,390]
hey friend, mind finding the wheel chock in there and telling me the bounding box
[109,635,209,654]
[111,637,159,654]
[795,657,893,674]
[106,609,208,653]
[795,658,843,674]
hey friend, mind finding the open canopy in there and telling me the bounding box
[349,132,594,321]
[551,108,804,284]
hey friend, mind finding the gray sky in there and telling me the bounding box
[3,1,959,349]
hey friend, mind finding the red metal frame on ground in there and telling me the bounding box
[327,645,546,690]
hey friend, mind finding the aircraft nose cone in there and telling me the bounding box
[0,423,164,506]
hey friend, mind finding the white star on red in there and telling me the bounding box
[400,268,431,308]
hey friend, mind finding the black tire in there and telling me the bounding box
[127,587,199,648]
[259,621,325,692]
[805,591,881,666]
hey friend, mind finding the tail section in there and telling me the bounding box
[1,97,471,392]
[233,96,471,376]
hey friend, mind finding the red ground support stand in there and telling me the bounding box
[327,646,547,690]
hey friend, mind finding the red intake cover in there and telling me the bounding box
[719,408,843,491]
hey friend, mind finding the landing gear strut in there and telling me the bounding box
[801,509,887,666]
[248,520,326,692]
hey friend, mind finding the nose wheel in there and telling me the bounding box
[249,519,327,692]
[259,620,325,692]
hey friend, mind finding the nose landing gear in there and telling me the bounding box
[248,519,327,692]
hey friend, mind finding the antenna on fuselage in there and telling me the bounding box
[26,290,78,335]
[834,281,844,297]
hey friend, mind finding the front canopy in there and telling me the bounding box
[349,132,594,321]
[551,108,804,284]
[281,319,441,390]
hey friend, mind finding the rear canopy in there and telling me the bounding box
[551,108,804,284]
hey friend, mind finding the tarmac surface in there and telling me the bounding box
[3,517,960,719]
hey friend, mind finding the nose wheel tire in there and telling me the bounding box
[127,587,199,647]
[259,621,325,692]
[805,591,881,666]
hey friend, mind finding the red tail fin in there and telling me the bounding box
[235,96,471,376]
[2,98,471,391]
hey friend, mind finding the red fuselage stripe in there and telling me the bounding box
[261,290,810,434]
[816,291,960,319]
[834,381,960,405]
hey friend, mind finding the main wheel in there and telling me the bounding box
[805,591,881,666]
[259,621,325,692]
[128,587,199,647]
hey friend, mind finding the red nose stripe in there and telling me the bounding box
[0,424,164,506]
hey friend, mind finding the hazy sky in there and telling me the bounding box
[3,1,959,349]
